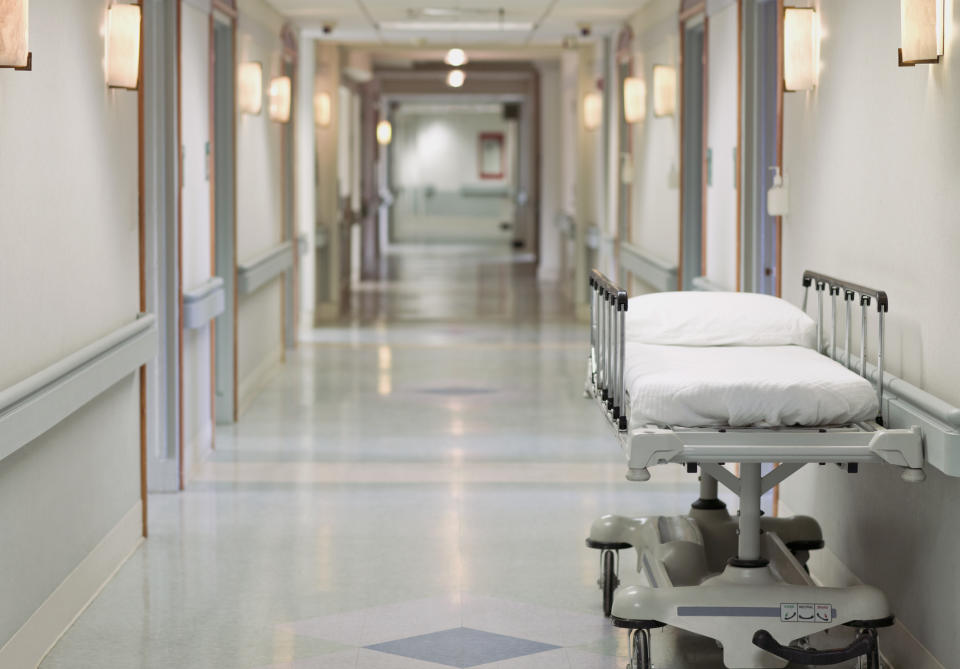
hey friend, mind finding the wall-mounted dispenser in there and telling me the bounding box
[767,167,789,217]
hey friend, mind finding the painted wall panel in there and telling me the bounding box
[778,0,960,664]
[627,3,682,294]
[235,0,286,409]
[0,0,142,649]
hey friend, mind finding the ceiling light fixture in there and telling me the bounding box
[446,69,466,88]
[380,21,533,32]
[445,48,468,67]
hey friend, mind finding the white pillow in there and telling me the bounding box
[624,291,817,348]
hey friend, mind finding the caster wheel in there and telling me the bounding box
[628,629,652,669]
[601,550,619,617]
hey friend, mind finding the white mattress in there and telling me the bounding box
[625,344,879,428]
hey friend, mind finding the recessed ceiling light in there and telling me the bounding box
[445,48,468,67]
[380,21,533,32]
[446,69,466,88]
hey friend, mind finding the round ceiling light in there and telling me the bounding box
[446,69,466,88]
[444,48,468,67]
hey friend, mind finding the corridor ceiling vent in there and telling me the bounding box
[268,76,291,123]
[652,66,676,117]
[444,48,468,67]
[583,91,602,130]
[783,7,819,91]
[900,0,944,65]
[376,119,392,145]
[446,68,466,88]
[238,62,263,115]
[314,91,332,127]
[0,0,30,70]
[623,77,646,123]
[105,3,141,89]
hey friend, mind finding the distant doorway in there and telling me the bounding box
[680,17,706,291]
[212,13,237,423]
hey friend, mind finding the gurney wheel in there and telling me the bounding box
[601,550,618,617]
[628,628,652,669]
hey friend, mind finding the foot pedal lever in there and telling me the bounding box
[752,629,875,666]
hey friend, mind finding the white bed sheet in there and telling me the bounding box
[625,343,879,428]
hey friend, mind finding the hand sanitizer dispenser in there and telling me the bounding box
[767,167,789,217]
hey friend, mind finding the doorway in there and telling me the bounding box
[212,14,237,423]
[680,18,706,291]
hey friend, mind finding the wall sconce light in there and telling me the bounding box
[105,3,141,89]
[268,76,291,123]
[314,91,332,127]
[783,7,819,91]
[376,119,392,145]
[238,62,263,115]
[900,0,944,65]
[583,91,602,131]
[652,65,676,117]
[446,68,466,88]
[623,76,646,123]
[0,0,31,70]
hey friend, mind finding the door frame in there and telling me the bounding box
[210,0,239,425]
[678,6,708,290]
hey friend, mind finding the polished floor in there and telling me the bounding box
[41,247,859,668]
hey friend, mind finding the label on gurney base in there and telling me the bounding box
[780,603,833,623]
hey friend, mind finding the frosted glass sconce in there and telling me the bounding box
[0,0,31,70]
[238,62,262,115]
[314,91,331,127]
[900,0,944,65]
[268,76,291,123]
[376,120,392,145]
[583,91,602,131]
[623,77,646,123]
[783,7,818,91]
[653,66,676,117]
[105,4,141,88]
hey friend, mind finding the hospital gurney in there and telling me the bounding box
[584,270,926,669]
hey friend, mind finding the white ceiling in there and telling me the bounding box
[269,0,645,48]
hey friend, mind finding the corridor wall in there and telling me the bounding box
[180,1,215,478]
[236,0,287,413]
[0,0,144,664]
[625,0,681,295]
[778,1,960,666]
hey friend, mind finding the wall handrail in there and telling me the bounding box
[237,241,293,296]
[0,314,158,462]
[691,275,729,292]
[183,277,225,329]
[620,242,678,293]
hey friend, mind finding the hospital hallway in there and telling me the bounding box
[7,1,960,667]
[37,247,866,669]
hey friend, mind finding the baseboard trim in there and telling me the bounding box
[0,501,144,668]
[237,348,282,417]
[779,500,944,669]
